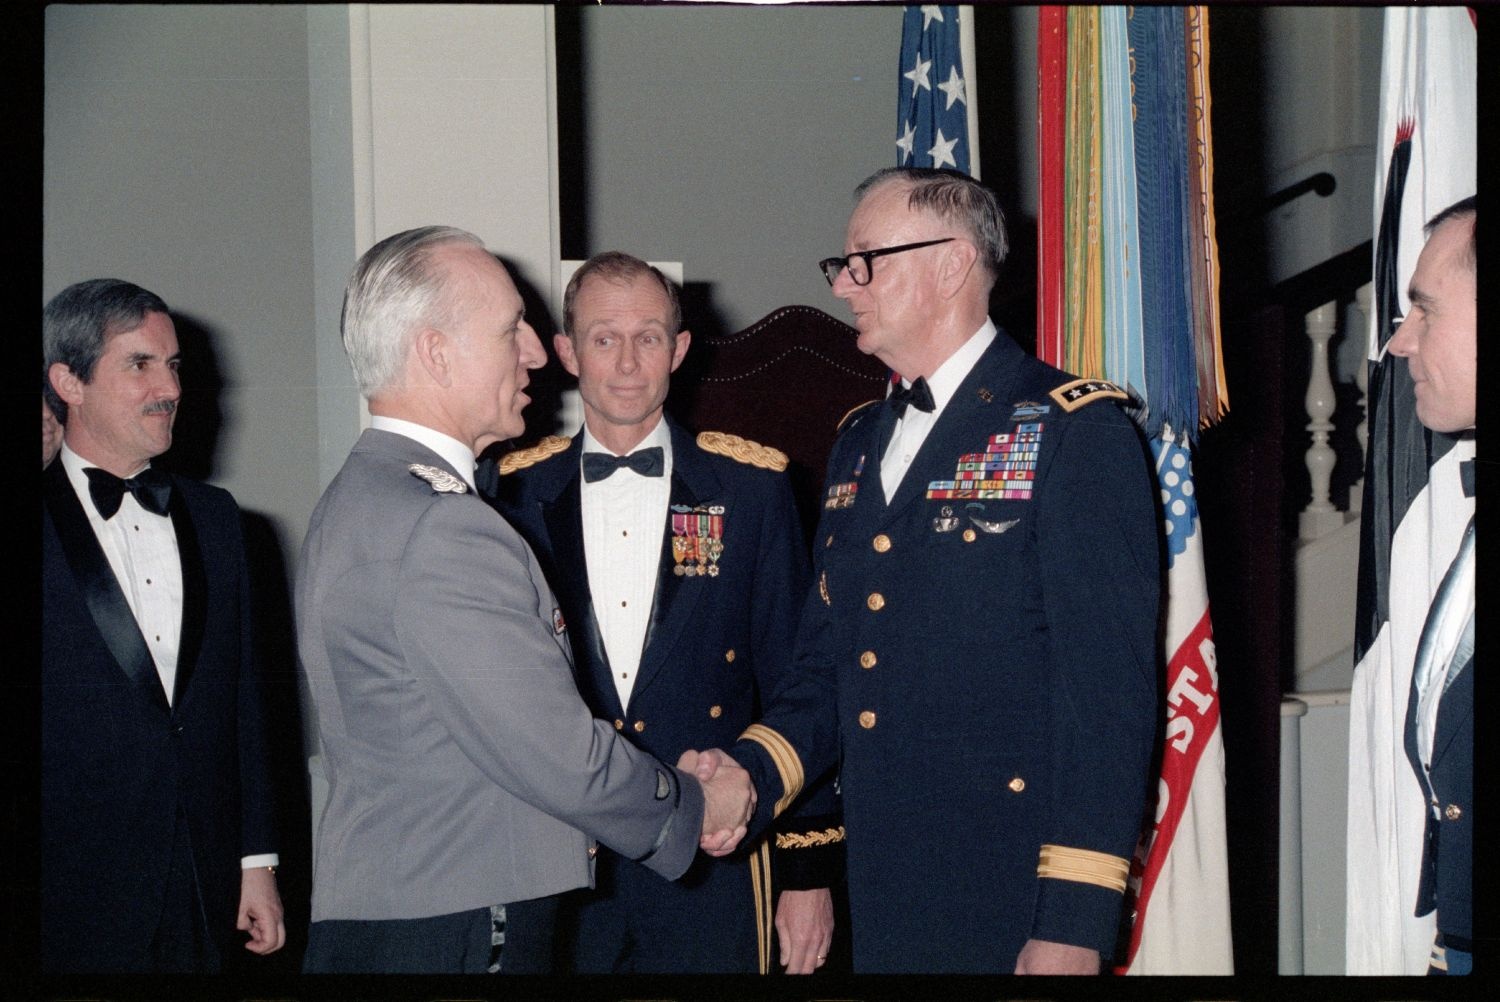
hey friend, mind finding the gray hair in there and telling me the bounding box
[341,225,485,396]
[855,167,1008,282]
[43,278,170,423]
[562,251,682,340]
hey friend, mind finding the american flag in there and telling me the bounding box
[897,5,969,173]
[1122,428,1231,973]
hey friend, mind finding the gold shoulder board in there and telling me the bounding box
[499,435,572,475]
[836,399,881,433]
[697,431,788,472]
[1048,378,1129,413]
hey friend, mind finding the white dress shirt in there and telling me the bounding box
[59,443,277,870]
[579,419,673,710]
[61,443,184,704]
[881,319,997,502]
[371,415,478,493]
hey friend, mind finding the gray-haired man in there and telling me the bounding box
[296,226,754,973]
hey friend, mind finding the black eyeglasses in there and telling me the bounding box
[819,238,956,287]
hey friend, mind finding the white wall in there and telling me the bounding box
[45,4,321,548]
[574,5,897,333]
[1260,6,1384,287]
[45,3,562,535]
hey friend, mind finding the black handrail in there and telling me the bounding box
[1261,171,1337,216]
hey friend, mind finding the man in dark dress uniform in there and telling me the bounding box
[732,168,1160,973]
[490,252,842,974]
[1388,196,1476,976]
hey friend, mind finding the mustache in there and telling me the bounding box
[142,400,177,417]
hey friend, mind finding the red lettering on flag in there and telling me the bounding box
[1120,606,1220,967]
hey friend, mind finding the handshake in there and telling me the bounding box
[678,748,756,857]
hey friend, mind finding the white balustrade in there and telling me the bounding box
[1300,301,1343,538]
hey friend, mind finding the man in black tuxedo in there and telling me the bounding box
[41,279,284,972]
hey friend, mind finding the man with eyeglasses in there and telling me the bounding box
[744,167,1160,973]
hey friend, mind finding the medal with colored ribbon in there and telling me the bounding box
[671,504,726,577]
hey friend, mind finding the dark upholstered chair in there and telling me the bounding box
[666,305,890,540]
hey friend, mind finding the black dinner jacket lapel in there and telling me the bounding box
[631,421,717,704]
[538,439,619,717]
[166,479,208,712]
[44,460,172,714]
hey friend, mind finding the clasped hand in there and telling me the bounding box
[677,748,755,856]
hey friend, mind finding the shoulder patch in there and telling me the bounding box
[499,435,572,475]
[696,431,788,472]
[1048,378,1129,413]
[836,399,881,434]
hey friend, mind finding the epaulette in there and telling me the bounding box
[499,435,571,475]
[1048,378,1129,413]
[696,431,788,472]
[836,399,881,434]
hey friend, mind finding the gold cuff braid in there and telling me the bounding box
[739,723,803,817]
[774,826,846,850]
[1036,844,1129,893]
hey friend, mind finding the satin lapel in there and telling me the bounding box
[882,339,1023,518]
[634,432,715,697]
[542,472,620,717]
[1429,646,1473,770]
[168,483,207,713]
[42,461,170,714]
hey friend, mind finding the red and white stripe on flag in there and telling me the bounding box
[1344,6,1475,976]
[1120,430,1232,974]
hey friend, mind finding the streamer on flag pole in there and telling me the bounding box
[1344,6,1475,976]
[1037,5,1232,974]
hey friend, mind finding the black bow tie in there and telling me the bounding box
[889,376,936,418]
[84,466,173,519]
[582,446,665,483]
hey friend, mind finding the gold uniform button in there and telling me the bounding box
[825,533,835,548]
[872,534,892,553]
[963,528,977,542]
[866,592,886,611]
[633,720,646,733]
[858,710,877,729]
[613,719,624,730]
[859,650,877,669]
[725,648,736,663]
[1445,803,1463,821]
[709,705,723,718]
[587,844,598,858]
[1008,777,1026,793]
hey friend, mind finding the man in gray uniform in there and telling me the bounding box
[296,226,752,973]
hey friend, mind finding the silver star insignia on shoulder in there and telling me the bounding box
[409,463,468,494]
